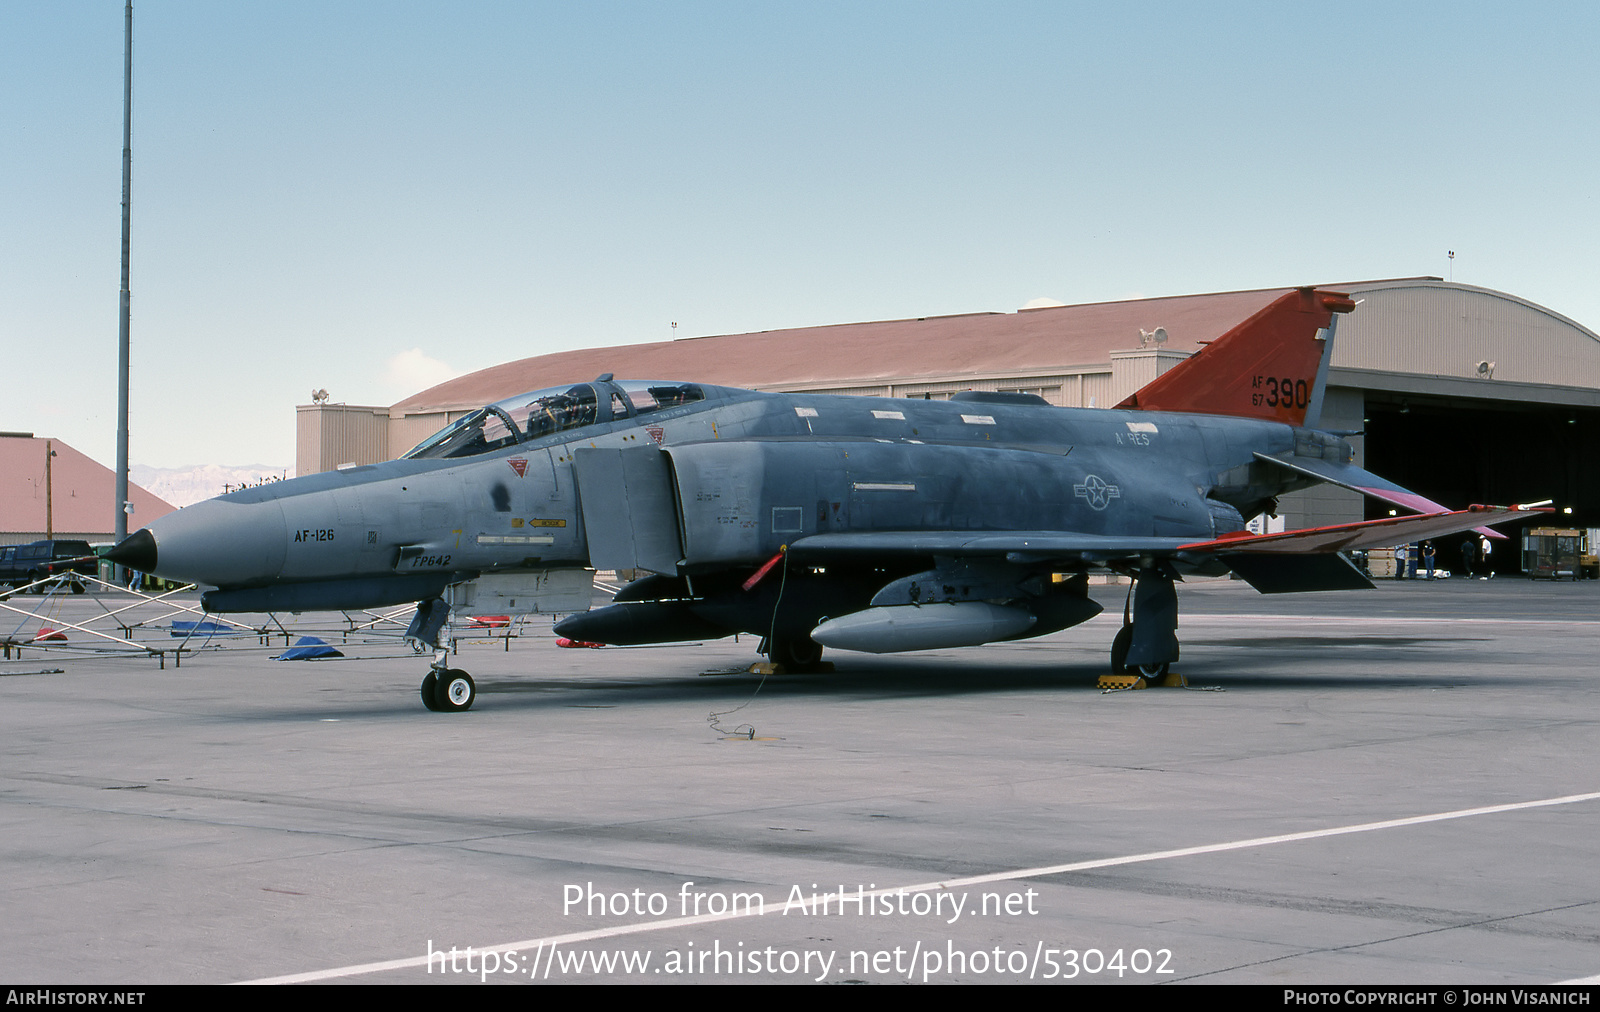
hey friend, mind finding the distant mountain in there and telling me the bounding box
[129,464,292,508]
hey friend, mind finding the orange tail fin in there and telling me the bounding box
[1116,287,1356,426]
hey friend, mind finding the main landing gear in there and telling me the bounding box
[409,597,476,713]
[421,667,476,712]
[1110,567,1179,678]
[761,632,826,673]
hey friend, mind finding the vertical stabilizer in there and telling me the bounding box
[1116,287,1356,426]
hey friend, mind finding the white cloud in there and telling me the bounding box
[381,348,461,397]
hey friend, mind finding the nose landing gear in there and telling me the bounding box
[410,597,476,713]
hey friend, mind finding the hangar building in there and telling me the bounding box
[296,278,1600,561]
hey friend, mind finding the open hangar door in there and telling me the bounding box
[1360,392,1600,575]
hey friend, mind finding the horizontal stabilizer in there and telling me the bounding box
[1254,452,1507,539]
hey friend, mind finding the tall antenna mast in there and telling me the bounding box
[115,2,133,561]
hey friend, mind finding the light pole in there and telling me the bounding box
[114,1,134,579]
[45,440,57,539]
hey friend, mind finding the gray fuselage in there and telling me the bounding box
[132,383,1333,609]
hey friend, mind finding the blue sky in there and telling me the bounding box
[3,2,1597,468]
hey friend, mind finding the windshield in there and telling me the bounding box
[399,405,522,460]
[401,380,707,460]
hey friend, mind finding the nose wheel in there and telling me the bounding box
[421,668,476,712]
[411,598,476,712]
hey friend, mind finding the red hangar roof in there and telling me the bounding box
[0,435,176,539]
[391,285,1313,413]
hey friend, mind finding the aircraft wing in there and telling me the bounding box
[1176,504,1547,554]
[786,505,1542,595]
[786,532,1196,563]
[789,505,1540,564]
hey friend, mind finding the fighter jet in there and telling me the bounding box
[107,288,1543,711]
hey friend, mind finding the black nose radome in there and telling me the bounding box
[106,528,158,573]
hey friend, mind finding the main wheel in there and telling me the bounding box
[1109,625,1132,674]
[435,669,476,712]
[769,634,824,673]
[1110,625,1169,678]
[420,672,443,711]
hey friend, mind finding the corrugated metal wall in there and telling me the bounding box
[1337,281,1600,388]
[296,405,390,476]
[387,411,463,460]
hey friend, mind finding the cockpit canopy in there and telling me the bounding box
[401,377,706,460]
